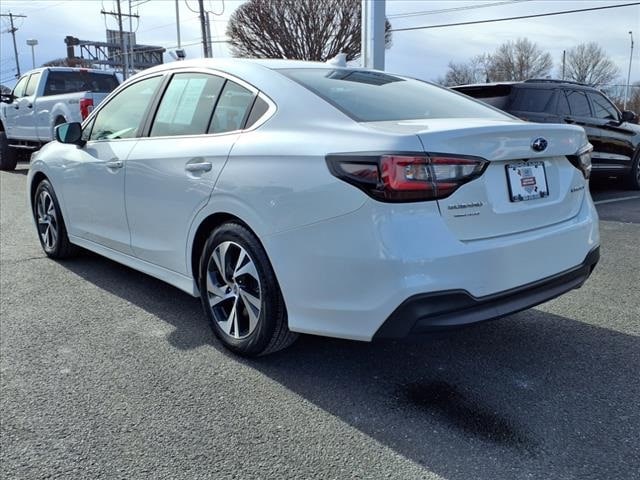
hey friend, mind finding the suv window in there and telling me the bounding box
[588,92,619,121]
[12,76,29,98]
[89,76,162,141]
[43,71,119,96]
[509,87,554,112]
[209,81,255,134]
[557,91,571,115]
[25,72,41,97]
[566,90,591,117]
[150,73,225,137]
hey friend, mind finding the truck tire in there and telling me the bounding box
[0,132,18,171]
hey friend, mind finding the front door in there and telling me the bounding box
[60,75,164,253]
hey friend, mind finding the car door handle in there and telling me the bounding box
[185,162,212,173]
[564,117,575,124]
[106,160,123,169]
[13,105,19,109]
[27,104,32,109]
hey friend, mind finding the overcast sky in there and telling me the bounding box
[1,0,638,88]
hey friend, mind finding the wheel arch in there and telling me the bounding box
[30,170,49,207]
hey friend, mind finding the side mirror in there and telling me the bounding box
[0,93,15,104]
[55,122,84,146]
[621,110,637,124]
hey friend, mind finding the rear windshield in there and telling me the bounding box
[43,71,119,96]
[508,88,554,113]
[280,68,508,122]
[453,84,512,109]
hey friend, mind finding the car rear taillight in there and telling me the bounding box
[566,144,592,180]
[326,153,488,202]
[80,98,94,120]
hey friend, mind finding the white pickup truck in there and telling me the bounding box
[0,67,119,170]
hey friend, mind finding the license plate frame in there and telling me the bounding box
[505,161,549,202]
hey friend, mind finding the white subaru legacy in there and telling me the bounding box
[28,59,600,356]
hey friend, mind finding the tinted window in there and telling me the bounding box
[589,93,618,120]
[90,76,162,141]
[43,71,119,96]
[566,90,591,117]
[25,72,41,96]
[454,84,512,109]
[245,96,270,128]
[281,68,507,122]
[209,81,254,134]
[150,73,225,137]
[12,76,29,98]
[509,88,554,112]
[557,91,571,115]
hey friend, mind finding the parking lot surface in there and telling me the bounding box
[1,163,639,480]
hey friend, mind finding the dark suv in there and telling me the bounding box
[452,79,640,189]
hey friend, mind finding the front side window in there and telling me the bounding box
[25,72,41,97]
[566,90,591,117]
[281,68,508,122]
[12,76,29,98]
[150,73,225,137]
[588,93,619,120]
[209,81,255,134]
[90,75,162,141]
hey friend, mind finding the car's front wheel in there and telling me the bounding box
[199,222,297,356]
[33,179,78,258]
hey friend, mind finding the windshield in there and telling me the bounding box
[280,68,508,122]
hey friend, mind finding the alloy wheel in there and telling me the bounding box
[206,241,262,339]
[36,190,58,250]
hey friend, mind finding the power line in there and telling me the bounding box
[390,2,640,32]
[387,0,531,19]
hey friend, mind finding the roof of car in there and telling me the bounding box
[454,79,597,91]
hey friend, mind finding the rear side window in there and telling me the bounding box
[245,96,270,128]
[209,81,255,134]
[508,88,554,112]
[25,73,41,96]
[281,68,507,122]
[150,73,225,137]
[43,71,119,96]
[566,91,591,117]
[557,92,571,115]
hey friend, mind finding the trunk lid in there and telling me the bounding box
[364,119,589,240]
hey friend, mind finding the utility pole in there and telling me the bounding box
[625,31,634,110]
[101,1,139,80]
[175,0,181,48]
[198,0,210,58]
[206,11,213,57]
[361,0,385,70]
[0,12,27,77]
[562,50,566,80]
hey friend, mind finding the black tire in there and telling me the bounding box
[628,150,640,190]
[32,179,78,259]
[199,222,297,356]
[0,131,18,171]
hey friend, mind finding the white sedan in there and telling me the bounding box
[28,59,600,356]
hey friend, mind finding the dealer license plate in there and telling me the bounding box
[506,161,549,202]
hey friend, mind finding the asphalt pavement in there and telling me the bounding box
[1,163,639,480]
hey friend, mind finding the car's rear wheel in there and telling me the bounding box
[33,179,78,258]
[0,132,18,171]
[629,150,640,190]
[199,222,297,356]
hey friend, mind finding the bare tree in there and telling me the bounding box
[227,0,391,62]
[563,42,619,86]
[491,38,553,81]
[442,55,491,86]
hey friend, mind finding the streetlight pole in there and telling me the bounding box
[26,38,38,69]
[625,31,634,110]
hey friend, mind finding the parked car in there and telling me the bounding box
[27,60,599,356]
[0,67,119,170]
[452,79,640,189]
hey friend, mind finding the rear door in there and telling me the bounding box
[124,71,257,274]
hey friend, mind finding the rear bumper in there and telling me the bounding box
[374,247,599,338]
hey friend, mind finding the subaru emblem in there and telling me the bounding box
[531,137,548,152]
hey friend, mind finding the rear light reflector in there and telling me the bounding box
[326,153,487,202]
[566,144,592,180]
[80,98,94,120]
